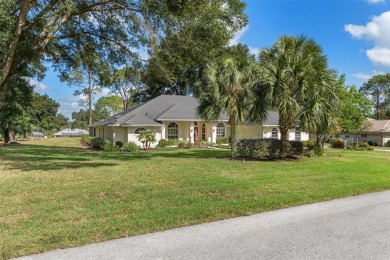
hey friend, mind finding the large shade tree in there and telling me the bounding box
[257,35,341,157]
[0,0,247,107]
[360,74,390,119]
[198,46,266,159]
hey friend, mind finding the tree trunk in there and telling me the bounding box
[0,0,31,88]
[229,115,237,160]
[279,127,289,158]
[88,72,92,126]
[3,127,15,144]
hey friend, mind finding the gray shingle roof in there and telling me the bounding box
[91,95,229,127]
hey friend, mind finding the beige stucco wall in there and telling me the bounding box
[127,126,163,148]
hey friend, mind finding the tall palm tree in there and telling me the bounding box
[257,35,340,157]
[198,57,266,159]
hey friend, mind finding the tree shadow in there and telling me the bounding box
[0,144,229,172]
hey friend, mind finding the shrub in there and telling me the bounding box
[115,141,124,148]
[332,140,344,149]
[387,140,390,147]
[236,139,292,160]
[80,134,92,145]
[216,136,230,144]
[313,147,324,156]
[158,139,168,148]
[290,141,304,155]
[178,141,187,149]
[367,141,379,147]
[199,141,207,148]
[329,138,343,145]
[167,139,179,146]
[185,142,192,149]
[124,141,139,152]
[91,137,105,149]
[103,140,118,151]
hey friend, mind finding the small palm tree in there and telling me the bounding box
[198,57,266,159]
[137,130,156,150]
[257,35,340,157]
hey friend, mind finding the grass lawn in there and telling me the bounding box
[1,138,390,258]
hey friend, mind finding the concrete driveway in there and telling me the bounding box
[18,190,390,260]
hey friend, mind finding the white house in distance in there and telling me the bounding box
[90,95,309,147]
[54,128,89,137]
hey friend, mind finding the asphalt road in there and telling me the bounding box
[18,190,390,260]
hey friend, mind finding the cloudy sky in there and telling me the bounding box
[34,0,390,119]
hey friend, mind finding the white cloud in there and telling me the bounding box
[353,70,386,80]
[26,78,49,90]
[366,47,390,66]
[58,95,84,119]
[229,25,249,46]
[345,11,390,67]
[248,46,261,56]
[367,0,385,4]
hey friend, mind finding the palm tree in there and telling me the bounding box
[198,56,266,159]
[257,35,340,157]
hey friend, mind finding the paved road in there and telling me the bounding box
[18,191,390,260]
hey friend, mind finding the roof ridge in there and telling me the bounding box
[155,104,177,119]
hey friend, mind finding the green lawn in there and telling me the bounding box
[1,138,390,259]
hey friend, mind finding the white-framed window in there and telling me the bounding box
[168,122,179,139]
[216,123,225,137]
[135,128,146,134]
[362,134,367,138]
[202,123,206,141]
[295,130,301,141]
[271,128,278,139]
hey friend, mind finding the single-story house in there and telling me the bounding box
[54,128,89,137]
[31,131,45,138]
[339,118,390,146]
[90,95,309,147]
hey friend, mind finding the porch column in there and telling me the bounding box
[212,123,217,144]
[189,122,194,144]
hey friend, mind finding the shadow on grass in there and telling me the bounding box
[0,144,230,172]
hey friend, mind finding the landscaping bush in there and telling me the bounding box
[103,140,118,151]
[216,136,230,144]
[178,141,187,149]
[346,142,373,151]
[329,138,343,145]
[290,141,304,155]
[167,139,179,146]
[124,141,139,152]
[115,141,124,148]
[185,142,192,149]
[387,140,390,147]
[91,137,105,149]
[332,140,344,149]
[80,134,92,145]
[158,139,168,148]
[368,141,379,147]
[236,139,292,160]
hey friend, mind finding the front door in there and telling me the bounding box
[194,127,199,143]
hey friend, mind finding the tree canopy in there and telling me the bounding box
[360,73,390,119]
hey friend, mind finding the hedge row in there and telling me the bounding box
[236,139,304,160]
[80,134,138,152]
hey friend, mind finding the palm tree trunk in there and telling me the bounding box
[230,115,237,160]
[279,127,289,158]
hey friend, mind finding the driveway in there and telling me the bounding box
[18,190,390,260]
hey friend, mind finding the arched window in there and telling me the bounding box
[271,127,278,139]
[168,122,179,139]
[295,130,301,141]
[216,123,225,137]
[135,128,146,134]
[201,123,206,141]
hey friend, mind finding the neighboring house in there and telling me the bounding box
[54,128,89,137]
[339,118,390,146]
[90,95,309,147]
[32,131,45,138]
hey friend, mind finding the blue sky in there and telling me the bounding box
[34,0,390,119]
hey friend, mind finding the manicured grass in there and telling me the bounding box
[1,138,390,259]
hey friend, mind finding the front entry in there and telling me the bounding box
[194,127,199,143]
